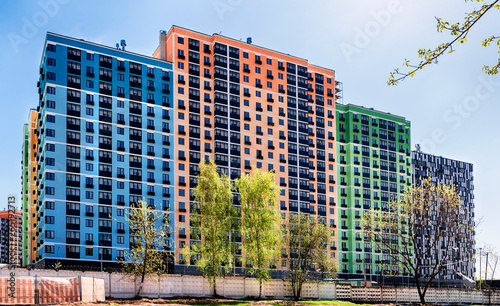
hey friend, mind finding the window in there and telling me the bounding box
[46,216,54,224]
[46,129,55,137]
[178,36,184,44]
[46,245,55,254]
[45,230,54,239]
[47,58,56,66]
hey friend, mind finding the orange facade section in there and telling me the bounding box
[27,109,39,264]
[156,26,338,265]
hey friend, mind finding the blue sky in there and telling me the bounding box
[0,0,498,276]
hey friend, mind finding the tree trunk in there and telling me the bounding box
[293,279,303,301]
[415,278,426,305]
[213,279,217,297]
[136,273,145,298]
[295,284,302,301]
[259,279,263,299]
[419,292,426,305]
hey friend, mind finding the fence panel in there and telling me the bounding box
[397,286,410,303]
[264,279,284,298]
[318,282,335,300]
[351,286,365,301]
[336,283,351,300]
[223,277,245,298]
[0,276,34,305]
[366,286,380,301]
[300,282,318,299]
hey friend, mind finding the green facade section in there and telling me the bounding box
[21,124,29,266]
[335,104,411,277]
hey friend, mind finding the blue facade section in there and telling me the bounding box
[35,33,174,266]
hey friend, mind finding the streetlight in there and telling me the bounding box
[56,246,61,270]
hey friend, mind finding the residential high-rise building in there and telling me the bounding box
[0,210,22,265]
[22,110,39,266]
[412,151,475,287]
[335,104,412,283]
[25,27,341,271]
[26,32,174,269]
[25,27,474,282]
[154,26,339,273]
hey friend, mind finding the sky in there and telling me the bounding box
[0,0,498,277]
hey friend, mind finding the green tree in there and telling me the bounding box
[235,168,283,299]
[362,177,467,304]
[286,214,337,301]
[388,0,500,85]
[120,200,171,297]
[183,160,236,296]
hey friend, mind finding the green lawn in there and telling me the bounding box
[165,299,374,306]
[298,301,372,306]
[167,300,255,306]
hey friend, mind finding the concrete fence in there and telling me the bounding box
[1,269,499,304]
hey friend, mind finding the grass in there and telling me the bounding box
[165,299,374,306]
[298,301,372,306]
[167,299,256,306]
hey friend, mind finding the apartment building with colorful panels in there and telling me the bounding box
[153,26,340,272]
[21,110,40,266]
[24,32,174,269]
[336,104,412,283]
[23,27,342,271]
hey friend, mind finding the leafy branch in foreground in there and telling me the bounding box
[388,0,500,85]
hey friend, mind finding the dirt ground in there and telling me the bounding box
[58,297,297,305]
[58,298,297,305]
[58,297,382,306]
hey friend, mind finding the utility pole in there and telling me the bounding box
[479,248,482,290]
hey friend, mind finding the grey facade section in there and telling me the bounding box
[411,151,475,287]
[0,215,22,265]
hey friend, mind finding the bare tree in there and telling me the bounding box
[363,177,468,304]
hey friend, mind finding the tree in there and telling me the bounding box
[286,214,337,301]
[120,200,171,297]
[362,177,467,304]
[235,168,283,299]
[388,0,500,85]
[183,160,236,296]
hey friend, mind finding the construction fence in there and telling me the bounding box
[1,269,499,304]
[0,274,104,305]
